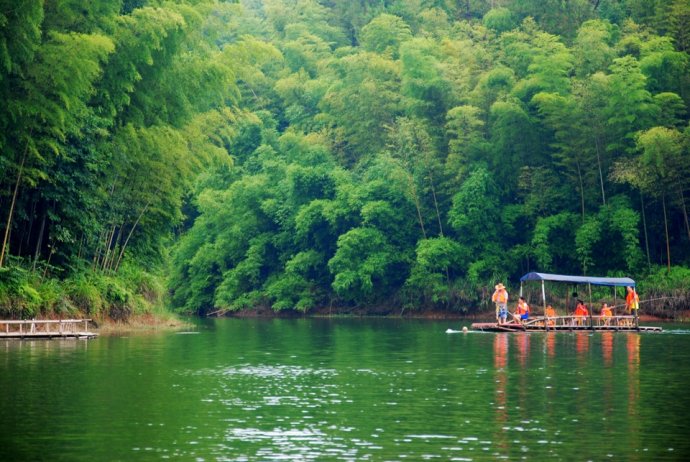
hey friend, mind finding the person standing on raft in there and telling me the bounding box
[626,286,639,315]
[545,305,556,326]
[492,283,508,325]
[626,286,640,326]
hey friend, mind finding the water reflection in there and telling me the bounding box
[600,332,615,426]
[546,333,556,358]
[493,334,509,455]
[1,319,689,461]
[576,332,589,356]
[601,332,613,366]
[627,334,641,458]
[515,333,530,367]
[627,334,640,414]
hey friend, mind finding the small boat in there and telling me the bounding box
[471,272,662,333]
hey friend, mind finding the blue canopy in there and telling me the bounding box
[520,272,635,287]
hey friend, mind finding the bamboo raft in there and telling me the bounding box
[0,319,97,339]
[471,315,662,333]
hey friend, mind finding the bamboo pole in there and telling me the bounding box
[114,201,150,272]
[613,287,617,311]
[542,280,548,331]
[0,150,26,267]
[640,191,651,270]
[662,194,671,273]
[588,283,593,330]
[635,286,640,330]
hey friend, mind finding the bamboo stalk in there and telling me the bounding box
[662,193,671,273]
[101,223,117,272]
[0,146,28,267]
[115,201,150,272]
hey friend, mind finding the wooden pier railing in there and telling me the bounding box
[0,319,97,339]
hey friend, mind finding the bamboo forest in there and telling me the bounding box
[1,0,690,321]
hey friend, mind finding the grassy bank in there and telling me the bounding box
[0,258,186,333]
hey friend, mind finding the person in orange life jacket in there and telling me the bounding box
[626,286,639,314]
[574,299,588,325]
[624,286,640,327]
[514,296,530,323]
[492,283,508,325]
[544,304,556,326]
[600,303,613,326]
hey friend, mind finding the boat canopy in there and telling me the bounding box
[520,272,635,287]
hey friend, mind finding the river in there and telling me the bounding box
[1,318,689,461]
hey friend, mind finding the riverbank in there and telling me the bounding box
[216,305,680,322]
[95,312,192,335]
[0,260,189,334]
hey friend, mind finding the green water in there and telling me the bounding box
[1,318,689,461]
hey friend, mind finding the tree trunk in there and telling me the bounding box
[678,187,690,242]
[639,191,651,270]
[427,171,444,237]
[421,145,444,237]
[32,211,47,272]
[107,220,126,272]
[0,149,27,267]
[21,197,38,258]
[406,173,427,239]
[662,193,671,274]
[576,161,585,222]
[101,224,117,271]
[77,233,84,261]
[41,245,55,282]
[594,135,606,206]
[92,228,107,270]
[115,201,151,272]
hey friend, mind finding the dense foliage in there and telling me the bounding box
[1,0,689,318]
[0,0,240,317]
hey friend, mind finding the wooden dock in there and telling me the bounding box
[471,315,662,333]
[0,319,97,339]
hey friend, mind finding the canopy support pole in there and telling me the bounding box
[520,282,523,297]
[542,280,547,331]
[588,283,593,330]
[614,287,617,314]
[635,289,640,330]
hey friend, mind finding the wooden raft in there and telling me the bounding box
[471,315,662,333]
[0,319,97,339]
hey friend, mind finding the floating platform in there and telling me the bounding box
[0,319,98,339]
[471,315,662,333]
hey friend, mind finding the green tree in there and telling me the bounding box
[483,8,516,33]
[359,13,412,58]
[573,20,617,77]
[1,31,114,267]
[320,51,402,162]
[605,56,657,153]
[328,227,400,304]
[402,237,467,310]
